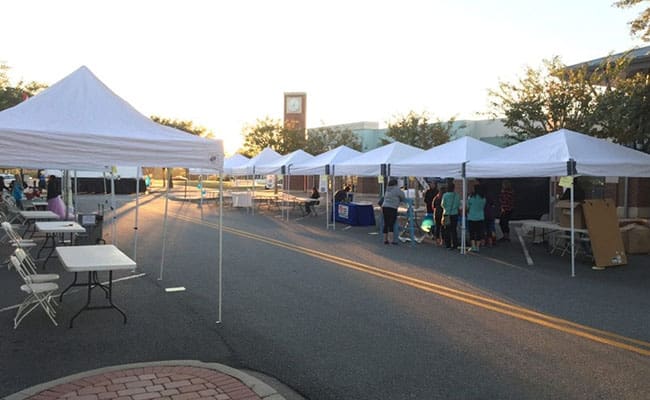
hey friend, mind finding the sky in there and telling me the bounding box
[1,0,646,154]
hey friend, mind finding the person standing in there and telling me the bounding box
[46,175,66,219]
[334,185,350,203]
[38,173,46,190]
[441,182,461,250]
[423,180,438,215]
[484,190,498,247]
[432,187,445,246]
[144,174,151,194]
[12,176,25,209]
[467,184,486,252]
[498,180,515,242]
[381,178,406,245]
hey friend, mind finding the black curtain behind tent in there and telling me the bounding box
[52,177,145,194]
[479,178,550,220]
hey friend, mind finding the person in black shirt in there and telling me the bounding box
[304,187,320,215]
[334,185,350,203]
[423,180,438,214]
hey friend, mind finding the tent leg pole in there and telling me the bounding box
[133,166,141,269]
[217,173,223,324]
[111,172,117,246]
[74,170,78,216]
[571,181,575,277]
[159,169,170,281]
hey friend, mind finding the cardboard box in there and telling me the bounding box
[582,199,627,268]
[620,224,650,254]
[555,200,585,229]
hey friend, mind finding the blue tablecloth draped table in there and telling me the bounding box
[334,201,376,226]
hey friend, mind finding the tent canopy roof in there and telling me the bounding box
[291,145,362,175]
[391,136,500,178]
[254,149,314,175]
[0,66,223,170]
[231,147,282,176]
[335,142,423,176]
[465,129,650,178]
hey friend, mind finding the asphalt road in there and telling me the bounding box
[1,193,649,399]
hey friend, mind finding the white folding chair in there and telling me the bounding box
[2,196,25,224]
[9,256,58,328]
[13,248,59,282]
[1,221,39,269]
[1,221,37,249]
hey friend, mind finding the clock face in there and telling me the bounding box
[286,96,302,114]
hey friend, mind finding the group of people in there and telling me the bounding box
[381,178,515,252]
[0,173,66,219]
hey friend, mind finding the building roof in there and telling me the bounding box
[565,45,650,77]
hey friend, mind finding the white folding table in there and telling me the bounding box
[35,221,86,266]
[56,245,136,327]
[18,210,60,237]
[511,219,590,265]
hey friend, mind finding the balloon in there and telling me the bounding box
[420,213,434,233]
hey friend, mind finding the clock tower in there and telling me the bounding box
[283,92,306,133]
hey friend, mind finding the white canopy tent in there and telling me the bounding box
[391,136,501,253]
[190,154,249,176]
[291,146,362,229]
[0,66,222,170]
[334,142,424,177]
[466,128,650,275]
[465,129,650,178]
[291,145,362,176]
[230,147,282,176]
[0,66,226,318]
[391,136,500,178]
[254,149,314,176]
[223,154,250,175]
[251,149,314,221]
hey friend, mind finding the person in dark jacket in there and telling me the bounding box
[423,180,438,214]
[334,185,350,203]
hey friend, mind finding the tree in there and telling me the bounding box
[384,111,453,148]
[151,115,215,187]
[150,115,214,138]
[487,57,629,142]
[0,63,47,111]
[614,0,650,41]
[239,117,306,157]
[304,126,362,154]
[488,55,650,152]
[593,72,650,152]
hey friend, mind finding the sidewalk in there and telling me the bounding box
[6,361,286,400]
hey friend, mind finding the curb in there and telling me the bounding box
[5,360,286,400]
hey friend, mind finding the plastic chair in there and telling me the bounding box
[1,221,37,251]
[9,256,58,328]
[13,248,59,282]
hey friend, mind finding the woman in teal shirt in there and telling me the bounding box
[441,182,460,249]
[467,184,486,252]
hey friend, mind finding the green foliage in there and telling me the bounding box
[593,72,650,152]
[304,126,362,154]
[0,63,48,111]
[239,116,306,157]
[150,115,214,138]
[614,0,650,41]
[488,57,630,142]
[488,54,650,152]
[384,111,453,148]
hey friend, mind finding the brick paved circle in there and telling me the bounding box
[26,365,262,400]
